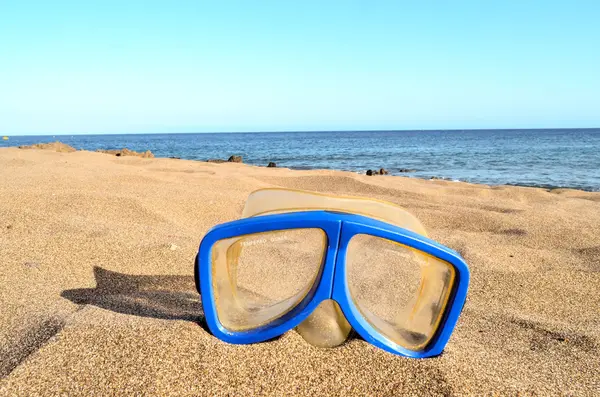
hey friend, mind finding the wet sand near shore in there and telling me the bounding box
[0,147,598,396]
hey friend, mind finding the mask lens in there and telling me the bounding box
[346,234,455,350]
[211,228,326,331]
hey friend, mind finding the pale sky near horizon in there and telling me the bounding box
[1,1,599,136]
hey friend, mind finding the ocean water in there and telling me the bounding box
[2,129,599,192]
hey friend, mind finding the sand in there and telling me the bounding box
[0,147,598,396]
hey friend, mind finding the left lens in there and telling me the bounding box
[211,228,326,331]
[346,234,455,351]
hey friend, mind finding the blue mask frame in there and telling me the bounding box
[195,210,469,358]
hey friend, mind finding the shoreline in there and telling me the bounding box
[7,142,600,194]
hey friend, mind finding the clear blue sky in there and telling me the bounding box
[1,1,599,135]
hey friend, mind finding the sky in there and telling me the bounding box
[1,1,599,135]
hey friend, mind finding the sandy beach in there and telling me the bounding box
[0,146,598,396]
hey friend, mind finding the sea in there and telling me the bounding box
[2,129,599,192]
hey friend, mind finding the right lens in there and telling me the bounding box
[211,228,326,331]
[346,234,455,351]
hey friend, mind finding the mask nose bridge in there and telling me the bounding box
[325,218,346,300]
[326,217,349,300]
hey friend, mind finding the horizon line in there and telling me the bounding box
[4,126,600,137]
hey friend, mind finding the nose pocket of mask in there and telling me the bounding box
[295,299,353,347]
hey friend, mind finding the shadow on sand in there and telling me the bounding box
[61,266,208,330]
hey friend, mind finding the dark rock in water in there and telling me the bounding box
[367,168,389,176]
[208,156,245,163]
[169,156,181,160]
[97,148,154,158]
[267,162,277,168]
[398,168,416,173]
